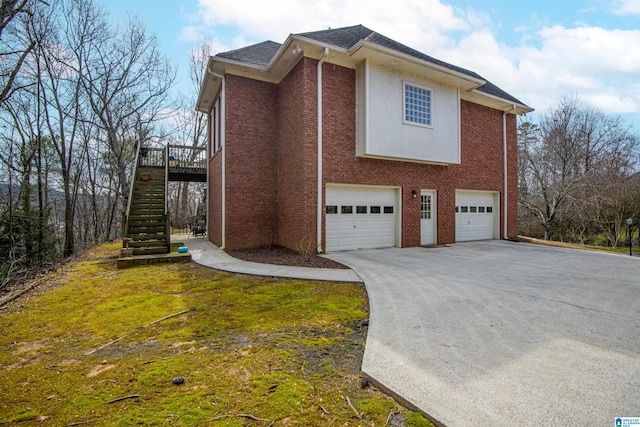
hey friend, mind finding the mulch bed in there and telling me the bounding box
[227,246,349,269]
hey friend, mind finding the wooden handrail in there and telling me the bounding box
[123,142,142,240]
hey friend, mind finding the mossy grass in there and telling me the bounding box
[0,242,434,426]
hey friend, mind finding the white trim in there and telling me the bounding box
[348,39,486,87]
[470,88,532,114]
[220,78,226,249]
[364,60,370,153]
[502,105,516,239]
[402,80,434,129]
[317,48,328,253]
[457,86,461,163]
[420,189,437,245]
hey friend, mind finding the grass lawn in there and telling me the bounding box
[0,242,433,426]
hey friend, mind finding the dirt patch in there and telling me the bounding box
[228,245,349,269]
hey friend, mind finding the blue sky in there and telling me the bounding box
[105,0,640,130]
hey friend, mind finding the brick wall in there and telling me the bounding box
[321,63,518,248]
[213,60,519,251]
[276,57,318,252]
[208,148,223,246]
[223,75,279,250]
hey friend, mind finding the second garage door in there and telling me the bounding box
[455,191,498,242]
[325,186,398,251]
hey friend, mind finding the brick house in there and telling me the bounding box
[196,25,532,253]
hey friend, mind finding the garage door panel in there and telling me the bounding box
[456,191,497,242]
[326,187,398,251]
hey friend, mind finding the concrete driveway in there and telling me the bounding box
[326,241,640,427]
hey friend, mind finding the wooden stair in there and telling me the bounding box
[124,166,169,256]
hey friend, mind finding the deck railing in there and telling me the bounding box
[139,147,165,168]
[136,144,206,174]
[167,145,206,174]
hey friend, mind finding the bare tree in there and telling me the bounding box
[79,13,176,238]
[0,0,49,105]
[519,96,639,241]
[168,41,211,229]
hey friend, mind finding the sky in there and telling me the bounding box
[105,0,640,130]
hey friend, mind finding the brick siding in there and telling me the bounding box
[211,59,519,251]
[222,75,279,250]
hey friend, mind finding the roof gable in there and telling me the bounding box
[296,25,374,50]
[205,25,531,112]
[216,40,281,67]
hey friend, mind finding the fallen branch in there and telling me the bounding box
[84,309,192,356]
[84,335,125,356]
[142,350,188,365]
[67,420,99,426]
[106,394,140,404]
[142,308,192,328]
[383,411,400,427]
[345,395,363,422]
[0,274,49,307]
[211,414,270,422]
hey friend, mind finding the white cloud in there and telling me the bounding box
[610,0,640,15]
[179,26,201,43]
[187,0,640,125]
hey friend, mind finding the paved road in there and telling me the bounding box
[327,241,640,427]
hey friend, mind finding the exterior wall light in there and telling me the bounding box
[411,190,418,198]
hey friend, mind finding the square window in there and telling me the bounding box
[478,206,485,213]
[460,206,468,213]
[326,205,337,214]
[341,206,353,214]
[486,206,493,213]
[384,206,394,214]
[370,206,381,214]
[470,206,477,213]
[404,82,432,127]
[356,206,367,214]
[455,206,459,213]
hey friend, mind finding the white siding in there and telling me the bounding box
[356,61,461,164]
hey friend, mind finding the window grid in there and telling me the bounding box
[420,195,431,220]
[404,83,432,126]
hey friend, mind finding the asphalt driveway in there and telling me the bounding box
[326,241,640,427]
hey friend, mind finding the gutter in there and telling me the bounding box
[503,105,516,239]
[348,39,486,88]
[317,47,329,253]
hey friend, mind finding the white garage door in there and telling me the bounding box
[456,191,497,242]
[325,186,398,251]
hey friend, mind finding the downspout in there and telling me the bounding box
[503,105,516,239]
[220,77,227,249]
[317,47,329,253]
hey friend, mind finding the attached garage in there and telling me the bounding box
[455,191,498,242]
[325,186,399,251]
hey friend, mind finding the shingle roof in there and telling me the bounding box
[214,25,527,106]
[216,40,281,67]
